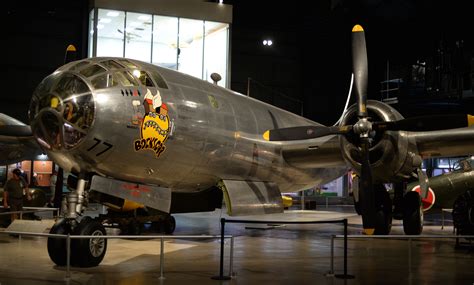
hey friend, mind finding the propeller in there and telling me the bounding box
[351,24,375,235]
[64,44,77,64]
[0,125,32,137]
[262,24,474,235]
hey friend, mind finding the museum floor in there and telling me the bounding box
[0,207,473,285]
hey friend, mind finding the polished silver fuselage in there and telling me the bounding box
[44,59,347,193]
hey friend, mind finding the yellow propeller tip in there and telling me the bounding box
[352,25,364,32]
[362,228,375,235]
[66,44,77,52]
[263,130,270,141]
[468,115,474,127]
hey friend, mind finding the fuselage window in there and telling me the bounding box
[112,71,139,87]
[149,70,168,89]
[90,73,113,89]
[54,74,90,96]
[79,64,107,78]
[100,60,125,70]
[133,70,155,87]
[67,61,89,72]
[116,59,138,69]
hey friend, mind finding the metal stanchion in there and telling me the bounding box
[325,235,335,276]
[335,219,354,279]
[441,209,445,230]
[211,218,231,280]
[229,236,235,277]
[408,238,412,276]
[159,237,165,279]
[66,234,71,280]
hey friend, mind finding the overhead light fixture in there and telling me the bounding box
[263,39,273,46]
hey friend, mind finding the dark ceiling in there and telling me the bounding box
[1,0,472,125]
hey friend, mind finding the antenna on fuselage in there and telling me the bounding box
[210,73,222,85]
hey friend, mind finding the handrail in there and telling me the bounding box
[328,234,474,276]
[0,230,233,280]
[211,217,353,280]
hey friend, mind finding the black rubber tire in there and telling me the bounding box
[403,191,423,235]
[47,219,72,266]
[163,215,176,234]
[452,190,474,235]
[374,190,393,235]
[72,219,107,267]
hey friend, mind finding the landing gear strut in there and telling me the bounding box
[47,175,108,267]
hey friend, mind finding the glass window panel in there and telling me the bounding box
[68,61,90,72]
[100,60,125,70]
[178,18,204,79]
[204,21,229,87]
[112,71,139,86]
[79,64,106,78]
[149,70,168,89]
[125,12,152,62]
[91,74,112,89]
[152,15,178,69]
[96,9,125,57]
[116,59,138,69]
[133,71,155,87]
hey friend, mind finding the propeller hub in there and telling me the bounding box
[353,118,372,136]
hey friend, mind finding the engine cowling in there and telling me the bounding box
[340,100,421,183]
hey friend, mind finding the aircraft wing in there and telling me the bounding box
[412,127,474,158]
[279,135,346,169]
[0,113,44,164]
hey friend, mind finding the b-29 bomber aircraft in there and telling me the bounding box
[2,25,474,267]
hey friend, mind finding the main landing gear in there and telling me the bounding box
[48,218,107,267]
[392,183,423,235]
[357,182,423,235]
[47,175,108,267]
[47,174,177,267]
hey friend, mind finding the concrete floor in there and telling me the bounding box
[0,207,473,285]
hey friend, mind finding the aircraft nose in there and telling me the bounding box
[29,72,95,150]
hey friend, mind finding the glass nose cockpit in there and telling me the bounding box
[29,57,169,151]
[29,72,94,150]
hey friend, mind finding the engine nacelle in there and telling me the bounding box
[340,100,420,183]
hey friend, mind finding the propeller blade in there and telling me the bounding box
[358,137,376,235]
[262,125,352,141]
[64,44,77,64]
[373,114,474,132]
[352,25,368,118]
[0,125,32,137]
